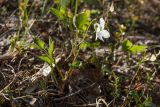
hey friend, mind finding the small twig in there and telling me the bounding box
[0,93,10,101]
[96,97,109,107]
[64,102,104,107]
[18,54,27,71]
[0,69,7,82]
[13,95,33,100]
[54,82,97,102]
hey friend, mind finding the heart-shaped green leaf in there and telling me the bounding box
[74,10,90,31]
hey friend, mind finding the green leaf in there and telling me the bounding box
[122,39,133,52]
[144,97,155,107]
[50,7,64,20]
[69,60,82,69]
[38,55,52,65]
[130,90,140,104]
[74,10,90,31]
[91,41,100,48]
[80,41,100,50]
[130,45,147,53]
[33,38,45,49]
[48,37,54,58]
[80,42,88,50]
[122,39,147,54]
[60,0,67,14]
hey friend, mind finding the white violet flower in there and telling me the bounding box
[94,18,110,41]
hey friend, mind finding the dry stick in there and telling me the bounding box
[64,102,104,107]
[18,54,27,71]
[54,81,97,102]
[0,69,7,82]
[13,95,34,100]
[96,97,109,107]
[0,93,10,100]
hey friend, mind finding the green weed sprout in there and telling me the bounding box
[33,37,64,84]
